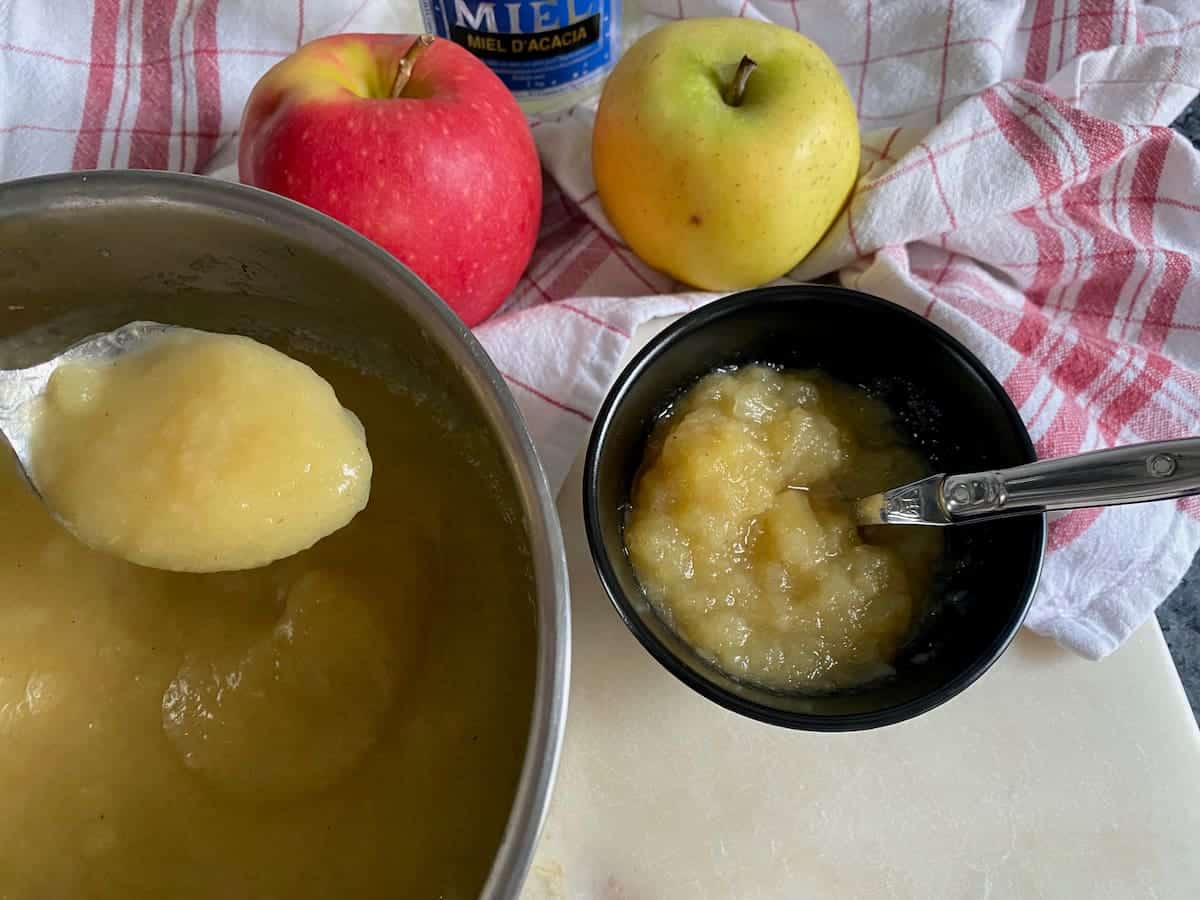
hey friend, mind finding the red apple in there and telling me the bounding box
[238,34,541,327]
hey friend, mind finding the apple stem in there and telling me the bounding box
[723,55,758,107]
[390,34,435,99]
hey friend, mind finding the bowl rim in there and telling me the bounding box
[0,169,571,898]
[582,283,1046,732]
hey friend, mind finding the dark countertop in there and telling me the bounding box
[1156,102,1199,720]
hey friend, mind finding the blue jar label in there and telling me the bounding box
[420,0,617,96]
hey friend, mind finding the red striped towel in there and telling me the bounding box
[2,0,1200,659]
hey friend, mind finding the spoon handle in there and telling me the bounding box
[943,437,1200,519]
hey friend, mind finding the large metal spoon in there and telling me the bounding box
[855,438,1200,526]
[0,320,176,492]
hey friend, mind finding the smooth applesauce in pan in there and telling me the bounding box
[0,347,535,899]
[625,365,943,691]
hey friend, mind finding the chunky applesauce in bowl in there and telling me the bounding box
[625,364,943,692]
[584,286,1046,731]
[0,172,567,899]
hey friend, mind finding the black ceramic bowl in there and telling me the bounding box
[582,285,1046,731]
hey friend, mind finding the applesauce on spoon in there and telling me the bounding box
[28,328,371,573]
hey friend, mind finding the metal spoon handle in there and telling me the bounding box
[944,437,1200,519]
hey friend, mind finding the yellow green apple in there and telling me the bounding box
[592,18,860,291]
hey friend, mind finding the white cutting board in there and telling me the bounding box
[522,319,1200,900]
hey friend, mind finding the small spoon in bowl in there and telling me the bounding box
[855,437,1200,526]
[0,320,177,488]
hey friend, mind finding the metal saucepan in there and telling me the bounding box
[0,170,570,899]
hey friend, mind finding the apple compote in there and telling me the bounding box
[625,365,943,691]
[0,346,535,899]
[30,329,371,573]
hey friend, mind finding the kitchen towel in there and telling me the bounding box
[2,0,1200,660]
